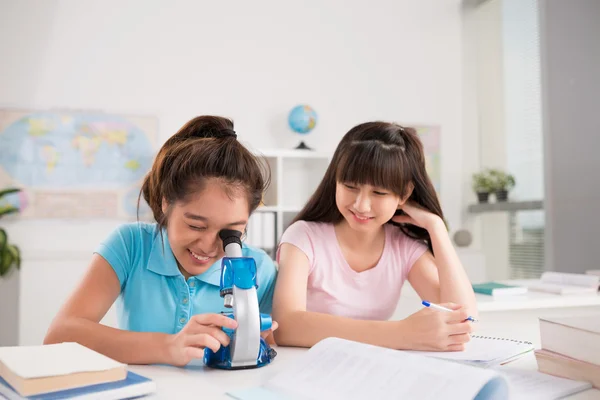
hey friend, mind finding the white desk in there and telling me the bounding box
[393,282,600,319]
[129,307,600,399]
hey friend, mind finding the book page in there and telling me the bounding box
[251,338,508,400]
[0,343,124,379]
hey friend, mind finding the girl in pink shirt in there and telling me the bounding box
[273,121,477,351]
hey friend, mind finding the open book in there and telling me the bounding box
[227,338,592,400]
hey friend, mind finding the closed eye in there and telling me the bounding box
[188,224,207,231]
[374,191,389,196]
[344,183,357,190]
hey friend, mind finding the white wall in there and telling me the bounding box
[461,0,509,281]
[0,0,466,342]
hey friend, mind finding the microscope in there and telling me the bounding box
[203,229,277,370]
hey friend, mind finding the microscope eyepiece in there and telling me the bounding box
[219,229,243,251]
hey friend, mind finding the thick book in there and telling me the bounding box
[536,349,600,389]
[0,343,126,397]
[0,371,156,400]
[472,282,528,296]
[539,314,600,366]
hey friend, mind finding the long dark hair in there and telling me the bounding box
[139,115,270,230]
[294,121,443,252]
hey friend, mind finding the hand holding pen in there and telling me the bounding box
[399,300,475,351]
[422,300,479,323]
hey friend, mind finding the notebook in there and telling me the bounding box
[0,371,156,400]
[406,335,535,368]
[472,282,527,296]
[226,337,591,400]
[0,343,126,396]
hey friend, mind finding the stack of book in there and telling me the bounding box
[535,314,600,388]
[472,281,528,296]
[0,342,156,399]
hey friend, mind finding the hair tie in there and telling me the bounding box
[220,129,237,139]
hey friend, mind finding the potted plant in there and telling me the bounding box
[0,188,21,279]
[472,171,494,203]
[488,169,515,202]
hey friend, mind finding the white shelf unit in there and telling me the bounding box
[246,149,332,256]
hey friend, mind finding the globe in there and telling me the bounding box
[288,105,317,150]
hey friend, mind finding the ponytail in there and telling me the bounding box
[139,116,269,229]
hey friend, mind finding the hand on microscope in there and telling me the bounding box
[165,314,278,366]
[165,313,237,366]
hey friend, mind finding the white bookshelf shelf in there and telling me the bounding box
[247,148,332,255]
[467,200,543,214]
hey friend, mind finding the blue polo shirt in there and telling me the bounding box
[94,222,277,334]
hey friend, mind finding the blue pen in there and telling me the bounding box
[421,300,478,322]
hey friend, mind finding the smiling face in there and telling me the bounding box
[162,178,249,277]
[335,181,403,233]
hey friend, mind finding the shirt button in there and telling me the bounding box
[182,298,188,304]
[189,281,196,288]
[179,317,186,324]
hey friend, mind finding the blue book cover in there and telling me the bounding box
[0,371,155,400]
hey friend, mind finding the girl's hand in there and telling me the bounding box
[165,313,237,367]
[396,303,475,351]
[392,201,443,232]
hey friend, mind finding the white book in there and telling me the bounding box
[539,313,600,366]
[523,272,599,295]
[226,338,591,400]
[0,343,126,396]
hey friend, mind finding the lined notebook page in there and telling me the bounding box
[406,335,534,367]
[0,343,124,379]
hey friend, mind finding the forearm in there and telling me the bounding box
[429,221,478,316]
[44,317,170,365]
[274,310,397,349]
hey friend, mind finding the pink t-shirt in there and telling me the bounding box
[277,221,428,321]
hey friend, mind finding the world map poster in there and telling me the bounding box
[0,109,157,219]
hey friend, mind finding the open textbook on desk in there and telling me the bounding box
[228,338,591,400]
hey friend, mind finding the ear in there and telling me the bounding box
[397,182,414,207]
[161,197,168,215]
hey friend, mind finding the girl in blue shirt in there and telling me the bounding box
[45,116,278,366]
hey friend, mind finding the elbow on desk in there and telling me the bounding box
[272,312,313,348]
[43,317,74,345]
[43,325,62,345]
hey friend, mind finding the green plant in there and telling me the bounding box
[0,188,21,277]
[472,171,494,193]
[488,169,516,191]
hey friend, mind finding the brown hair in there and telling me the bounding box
[294,121,443,252]
[139,116,270,229]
